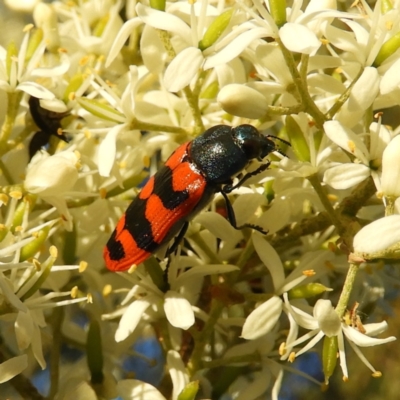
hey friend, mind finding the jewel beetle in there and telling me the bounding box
[104,124,288,272]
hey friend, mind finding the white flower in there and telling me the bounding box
[284,297,396,380]
[241,234,333,340]
[0,243,87,370]
[25,150,80,231]
[105,256,238,342]
[323,120,391,190]
[0,26,68,98]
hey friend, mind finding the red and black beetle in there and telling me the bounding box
[104,124,288,272]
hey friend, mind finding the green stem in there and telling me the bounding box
[0,91,23,145]
[203,353,261,369]
[48,308,64,400]
[183,86,205,135]
[0,159,14,184]
[325,67,364,120]
[277,39,326,128]
[335,263,359,318]
[308,173,343,233]
[188,299,225,374]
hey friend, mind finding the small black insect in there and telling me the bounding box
[28,96,70,159]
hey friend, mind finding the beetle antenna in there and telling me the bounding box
[266,135,290,158]
[266,135,291,147]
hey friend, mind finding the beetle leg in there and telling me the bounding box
[223,161,271,194]
[162,222,189,289]
[166,221,189,257]
[220,191,268,235]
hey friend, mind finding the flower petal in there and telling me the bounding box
[313,299,341,337]
[164,291,195,330]
[204,27,270,70]
[335,67,380,128]
[324,120,369,164]
[115,297,154,342]
[117,379,167,400]
[0,355,28,384]
[136,3,191,41]
[98,123,128,177]
[217,84,268,119]
[241,296,283,340]
[323,163,371,190]
[167,350,189,400]
[106,17,143,67]
[342,324,396,347]
[279,23,321,54]
[252,234,285,290]
[353,215,400,254]
[164,47,203,92]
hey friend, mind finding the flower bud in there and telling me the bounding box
[33,3,60,52]
[322,335,338,385]
[288,283,331,299]
[198,9,234,51]
[374,31,400,67]
[313,299,341,337]
[150,0,166,11]
[19,225,50,261]
[25,151,80,197]
[381,135,400,198]
[217,84,267,119]
[269,0,287,28]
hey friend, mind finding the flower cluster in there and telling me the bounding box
[1,0,400,399]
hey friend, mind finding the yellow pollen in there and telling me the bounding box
[23,24,34,33]
[302,269,316,277]
[79,261,88,272]
[71,286,78,298]
[342,375,349,382]
[87,293,93,303]
[288,352,296,363]
[103,284,112,297]
[372,371,382,378]
[49,245,58,258]
[0,194,9,205]
[33,258,41,271]
[9,191,22,200]
[348,140,356,153]
[128,264,138,273]
[99,188,107,199]
[278,342,286,356]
